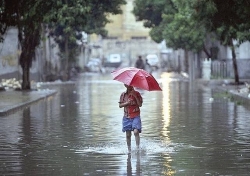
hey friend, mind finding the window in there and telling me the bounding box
[131,36,147,40]
[103,36,118,40]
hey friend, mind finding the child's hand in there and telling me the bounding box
[129,90,137,98]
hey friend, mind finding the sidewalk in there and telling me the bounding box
[215,85,250,106]
[0,89,57,116]
[196,78,250,106]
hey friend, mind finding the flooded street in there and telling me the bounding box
[1,72,250,175]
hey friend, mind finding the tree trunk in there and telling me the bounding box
[42,24,47,76]
[21,61,31,89]
[202,44,211,58]
[20,48,32,90]
[230,39,240,84]
[184,49,189,73]
[64,35,69,81]
[19,27,40,90]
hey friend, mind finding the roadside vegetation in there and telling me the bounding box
[0,0,126,90]
[0,0,249,90]
[133,0,250,84]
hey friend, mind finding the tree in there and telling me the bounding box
[0,0,55,89]
[0,0,19,41]
[133,0,209,72]
[193,0,250,84]
[47,0,126,80]
[133,0,212,56]
[134,0,250,83]
[0,0,126,89]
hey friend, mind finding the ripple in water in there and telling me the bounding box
[75,139,178,155]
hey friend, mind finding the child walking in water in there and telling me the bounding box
[119,84,143,153]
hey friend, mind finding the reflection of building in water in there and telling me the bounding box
[77,75,125,140]
[160,72,176,175]
[161,73,171,141]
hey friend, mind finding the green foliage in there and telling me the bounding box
[162,6,206,51]
[133,0,207,52]
[133,0,170,28]
[149,24,164,43]
[0,0,56,89]
[0,0,126,88]
[133,0,250,55]
[192,0,250,83]
[193,0,250,45]
[46,0,126,67]
[213,91,231,99]
[47,0,126,35]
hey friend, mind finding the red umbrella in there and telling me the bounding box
[111,67,162,91]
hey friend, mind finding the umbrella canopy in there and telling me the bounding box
[111,67,162,91]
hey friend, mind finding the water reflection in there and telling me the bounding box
[126,152,141,176]
[1,72,250,175]
[161,73,172,141]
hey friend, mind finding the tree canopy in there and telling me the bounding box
[0,0,126,89]
[46,0,126,78]
[192,0,250,83]
[0,0,55,89]
[133,0,250,83]
[133,0,207,52]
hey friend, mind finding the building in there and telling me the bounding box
[105,0,150,40]
[89,0,160,67]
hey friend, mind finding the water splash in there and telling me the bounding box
[75,139,178,155]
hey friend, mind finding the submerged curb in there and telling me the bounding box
[195,78,250,106]
[0,89,57,116]
[215,86,250,106]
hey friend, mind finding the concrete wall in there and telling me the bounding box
[0,28,19,76]
[227,41,250,59]
[0,28,46,82]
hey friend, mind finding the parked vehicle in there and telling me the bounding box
[146,54,159,69]
[103,54,122,68]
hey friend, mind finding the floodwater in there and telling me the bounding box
[1,72,250,176]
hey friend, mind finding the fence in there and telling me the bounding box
[211,59,250,79]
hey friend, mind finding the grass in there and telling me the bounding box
[213,91,243,105]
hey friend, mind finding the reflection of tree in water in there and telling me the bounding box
[22,108,32,144]
[20,107,39,174]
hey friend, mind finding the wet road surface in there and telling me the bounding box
[0,72,250,175]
